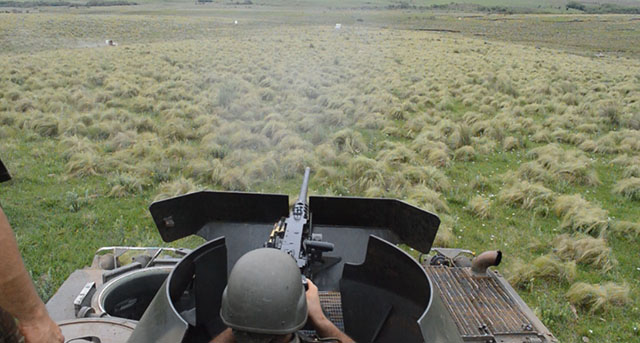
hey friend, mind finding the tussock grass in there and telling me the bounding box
[108,173,145,198]
[61,136,98,161]
[470,175,492,192]
[553,195,608,236]
[154,177,201,201]
[611,154,639,168]
[453,146,476,161]
[502,136,521,151]
[531,129,552,143]
[411,134,450,161]
[521,144,600,186]
[407,185,449,214]
[610,220,640,238]
[566,282,630,313]
[403,165,450,192]
[185,158,223,185]
[331,129,367,155]
[553,234,615,271]
[433,215,455,248]
[247,157,279,182]
[29,113,60,138]
[612,177,640,200]
[346,156,385,193]
[220,167,250,191]
[624,112,640,130]
[508,255,577,289]
[598,102,621,126]
[472,136,497,155]
[363,186,386,198]
[468,195,491,219]
[578,139,597,152]
[376,144,417,166]
[498,179,554,213]
[577,123,599,134]
[426,148,450,168]
[582,131,635,154]
[279,150,317,180]
[66,152,104,177]
[106,131,137,152]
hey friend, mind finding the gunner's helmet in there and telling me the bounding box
[220,248,308,335]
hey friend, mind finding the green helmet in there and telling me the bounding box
[220,248,307,335]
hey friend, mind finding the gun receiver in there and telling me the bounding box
[265,167,336,277]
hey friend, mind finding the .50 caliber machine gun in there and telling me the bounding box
[265,167,339,279]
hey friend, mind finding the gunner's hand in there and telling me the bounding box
[18,307,64,343]
[305,279,326,325]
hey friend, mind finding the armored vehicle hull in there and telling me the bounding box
[47,190,557,343]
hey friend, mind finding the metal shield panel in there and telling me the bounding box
[0,158,10,183]
[149,191,289,242]
[340,236,462,343]
[128,237,228,343]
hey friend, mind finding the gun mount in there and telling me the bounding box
[46,168,557,343]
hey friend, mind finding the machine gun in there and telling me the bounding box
[265,167,336,278]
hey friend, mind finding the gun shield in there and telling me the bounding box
[0,158,10,183]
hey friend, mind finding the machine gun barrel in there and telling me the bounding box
[264,167,335,278]
[297,167,311,203]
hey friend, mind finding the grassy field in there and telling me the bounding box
[1,1,640,341]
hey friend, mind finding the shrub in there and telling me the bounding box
[566,282,630,313]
